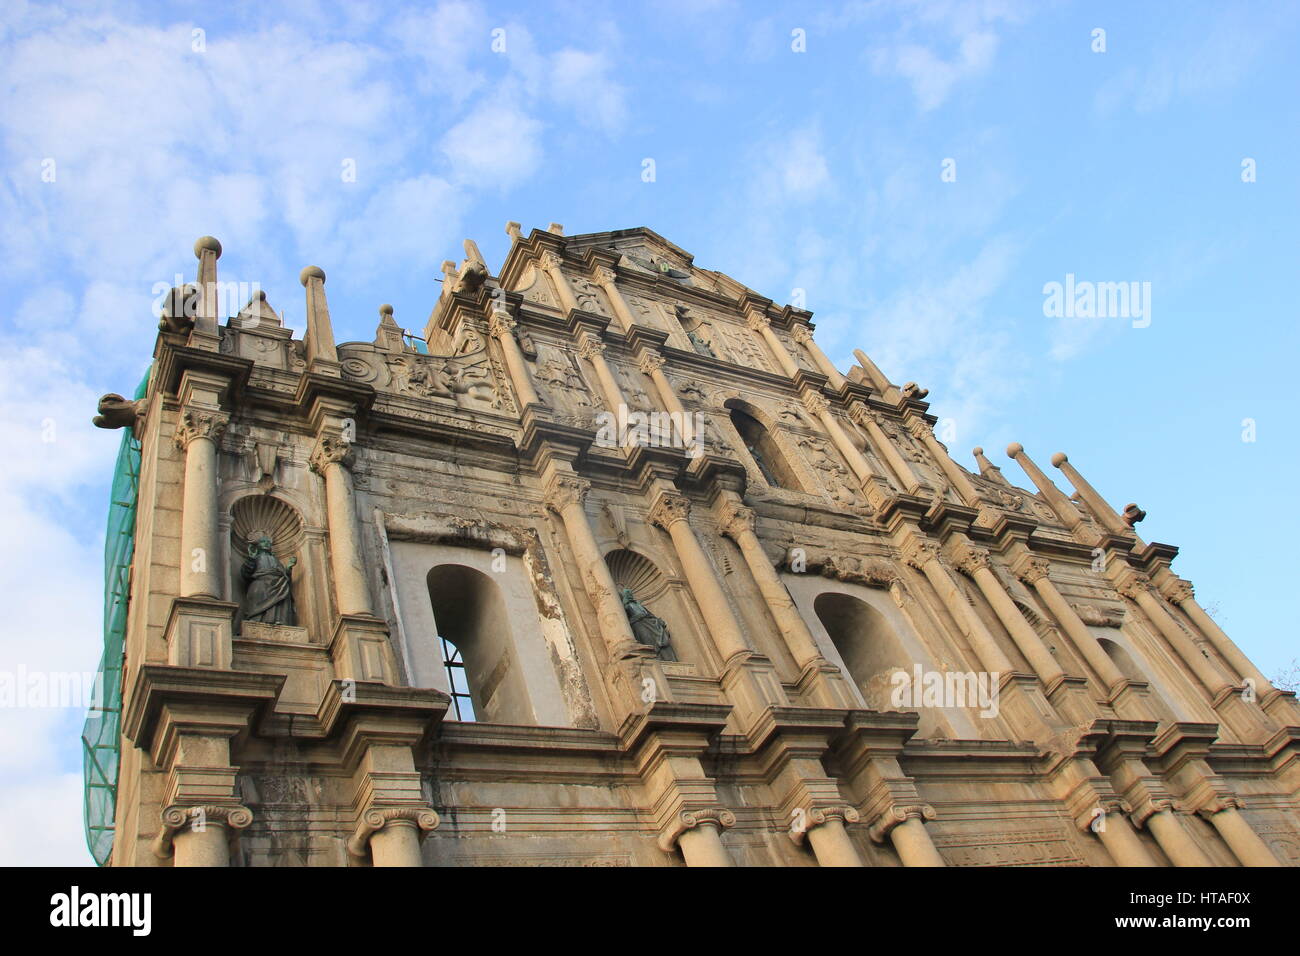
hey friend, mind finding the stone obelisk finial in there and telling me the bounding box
[1006,443,1081,530]
[191,235,223,349]
[1051,452,1130,536]
[300,265,339,375]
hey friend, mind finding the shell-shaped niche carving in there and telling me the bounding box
[230,495,305,559]
[605,549,669,603]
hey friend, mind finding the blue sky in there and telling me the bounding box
[2,0,1296,864]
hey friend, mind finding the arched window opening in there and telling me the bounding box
[729,407,801,490]
[439,636,476,721]
[813,592,900,706]
[427,564,530,724]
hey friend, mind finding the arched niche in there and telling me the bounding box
[604,548,700,665]
[784,574,978,738]
[229,494,306,632]
[724,400,805,491]
[1096,634,1182,720]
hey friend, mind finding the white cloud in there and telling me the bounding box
[550,49,627,134]
[440,93,545,189]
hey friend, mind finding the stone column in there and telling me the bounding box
[909,419,980,505]
[592,266,638,333]
[310,435,372,617]
[851,349,902,404]
[802,809,865,867]
[638,350,686,417]
[665,810,736,867]
[869,808,945,867]
[190,236,222,348]
[802,393,879,485]
[540,251,580,314]
[543,472,641,659]
[577,333,628,420]
[1163,578,1273,691]
[716,496,822,669]
[790,325,846,389]
[166,805,251,867]
[350,808,439,867]
[745,311,799,377]
[1014,557,1128,691]
[1117,574,1233,697]
[1143,807,1214,867]
[1092,810,1158,867]
[1201,802,1282,866]
[903,539,1014,675]
[950,541,1064,686]
[849,404,923,494]
[488,311,540,408]
[175,408,228,599]
[648,491,750,663]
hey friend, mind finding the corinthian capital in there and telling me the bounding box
[539,251,564,272]
[544,474,591,513]
[173,407,229,450]
[1116,573,1154,602]
[592,266,618,286]
[1162,578,1195,605]
[716,500,756,539]
[790,324,813,344]
[648,492,692,530]
[637,350,666,375]
[901,537,942,571]
[1015,557,1052,585]
[309,434,355,474]
[488,312,517,337]
[745,311,769,332]
[801,391,830,416]
[577,335,606,360]
[950,540,992,576]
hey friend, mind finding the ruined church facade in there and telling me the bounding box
[94,224,1300,866]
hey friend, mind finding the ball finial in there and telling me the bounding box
[299,265,326,286]
[194,236,222,259]
[1006,442,1024,458]
[379,304,394,316]
[972,446,983,456]
[1050,452,1068,468]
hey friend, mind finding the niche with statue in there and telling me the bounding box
[230,495,307,638]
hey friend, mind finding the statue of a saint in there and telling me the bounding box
[620,587,676,661]
[687,329,716,358]
[240,534,297,626]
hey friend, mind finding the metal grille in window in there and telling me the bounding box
[439,636,476,721]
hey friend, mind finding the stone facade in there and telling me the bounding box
[94,225,1300,867]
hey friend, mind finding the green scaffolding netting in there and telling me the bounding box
[81,366,150,866]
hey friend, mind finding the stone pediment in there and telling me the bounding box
[336,340,516,414]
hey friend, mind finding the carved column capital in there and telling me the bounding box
[1161,577,1195,606]
[717,500,756,539]
[309,434,354,474]
[949,540,992,577]
[592,265,618,286]
[906,418,933,443]
[152,803,252,859]
[788,805,861,845]
[539,251,564,272]
[1193,795,1241,819]
[544,474,591,514]
[901,538,942,572]
[637,350,666,375]
[648,492,692,530]
[173,407,229,451]
[657,807,736,852]
[577,335,606,360]
[1116,573,1155,602]
[801,391,830,416]
[1128,797,1180,829]
[866,804,936,844]
[347,806,440,860]
[745,311,769,332]
[488,312,517,337]
[790,324,813,344]
[1014,556,1052,585]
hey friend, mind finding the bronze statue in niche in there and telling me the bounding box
[621,587,676,661]
[240,534,297,626]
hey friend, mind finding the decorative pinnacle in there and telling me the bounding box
[1050,452,1068,467]
[972,446,983,456]
[379,304,393,316]
[300,265,326,286]
[1006,442,1024,457]
[194,236,222,258]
